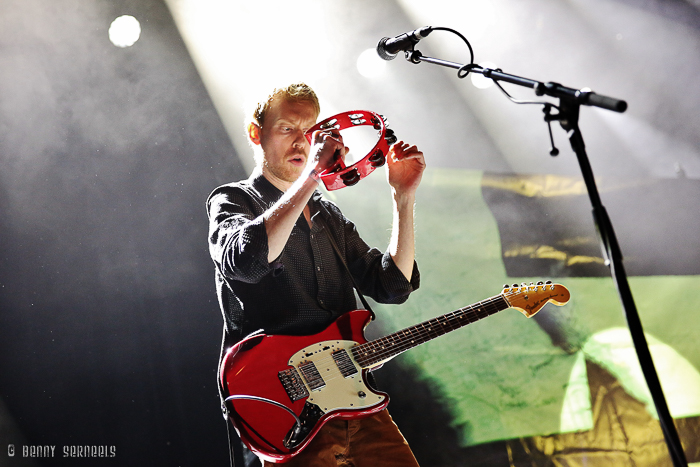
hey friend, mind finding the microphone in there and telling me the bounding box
[376,26,433,61]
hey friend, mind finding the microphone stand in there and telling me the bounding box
[402,49,688,467]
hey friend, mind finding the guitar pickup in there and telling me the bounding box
[332,349,358,378]
[298,361,326,391]
[278,367,310,402]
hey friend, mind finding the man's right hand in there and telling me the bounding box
[307,129,349,177]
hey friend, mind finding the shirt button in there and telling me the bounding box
[316,266,321,271]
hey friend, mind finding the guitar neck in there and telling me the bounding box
[352,294,510,369]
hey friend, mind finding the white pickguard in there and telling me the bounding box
[288,340,386,413]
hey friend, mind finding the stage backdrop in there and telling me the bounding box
[331,167,700,465]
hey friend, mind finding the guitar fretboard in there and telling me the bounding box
[351,294,510,369]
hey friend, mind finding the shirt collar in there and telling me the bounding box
[250,170,325,210]
[249,171,284,201]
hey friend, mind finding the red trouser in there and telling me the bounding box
[263,409,419,466]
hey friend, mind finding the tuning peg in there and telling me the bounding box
[512,283,519,288]
[545,280,552,284]
[537,281,544,285]
[503,284,510,289]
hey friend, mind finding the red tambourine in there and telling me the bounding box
[304,110,397,191]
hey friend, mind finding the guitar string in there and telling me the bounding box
[296,294,507,388]
[292,289,537,388]
[294,289,524,387]
[290,287,558,389]
[358,285,561,366]
[354,295,507,367]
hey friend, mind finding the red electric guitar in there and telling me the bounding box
[220,281,570,463]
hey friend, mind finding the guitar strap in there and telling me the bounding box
[316,215,376,319]
[224,409,245,467]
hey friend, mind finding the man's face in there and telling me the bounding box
[255,97,318,190]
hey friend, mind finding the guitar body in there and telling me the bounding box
[220,281,570,463]
[220,309,388,463]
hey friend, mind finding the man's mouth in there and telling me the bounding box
[288,154,305,166]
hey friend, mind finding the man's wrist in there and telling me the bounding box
[391,186,416,204]
[308,168,321,183]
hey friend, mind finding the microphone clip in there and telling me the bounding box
[405,49,423,64]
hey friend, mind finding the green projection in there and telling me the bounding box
[331,167,700,446]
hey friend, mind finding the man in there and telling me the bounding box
[207,83,425,466]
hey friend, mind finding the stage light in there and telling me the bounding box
[109,15,141,48]
[165,0,339,173]
[357,48,387,78]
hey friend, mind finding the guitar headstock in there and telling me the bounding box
[502,281,570,318]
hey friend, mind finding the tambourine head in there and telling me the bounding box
[304,110,392,191]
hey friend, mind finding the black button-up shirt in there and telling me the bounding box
[207,172,420,347]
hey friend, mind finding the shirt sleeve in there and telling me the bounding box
[330,203,420,305]
[207,185,273,284]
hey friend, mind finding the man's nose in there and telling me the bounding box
[292,130,308,148]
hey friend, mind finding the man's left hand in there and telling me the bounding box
[386,141,426,196]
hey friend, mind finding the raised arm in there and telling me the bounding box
[386,141,426,280]
[260,129,348,262]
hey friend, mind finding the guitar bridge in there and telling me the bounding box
[278,367,309,402]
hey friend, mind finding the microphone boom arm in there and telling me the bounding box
[404,51,626,112]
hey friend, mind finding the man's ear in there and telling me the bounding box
[247,122,262,146]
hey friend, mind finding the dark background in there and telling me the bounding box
[0,0,243,464]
